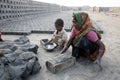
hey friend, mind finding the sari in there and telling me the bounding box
[71,12,105,61]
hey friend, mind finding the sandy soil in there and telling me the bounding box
[2,12,120,80]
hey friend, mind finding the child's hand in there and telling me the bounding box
[45,39,52,44]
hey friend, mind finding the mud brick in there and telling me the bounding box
[45,54,76,73]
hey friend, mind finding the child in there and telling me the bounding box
[48,18,68,50]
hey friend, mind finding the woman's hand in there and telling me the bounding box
[60,37,74,54]
[60,46,68,54]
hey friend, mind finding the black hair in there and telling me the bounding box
[74,17,77,22]
[55,18,64,27]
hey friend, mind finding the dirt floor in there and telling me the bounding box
[2,12,120,80]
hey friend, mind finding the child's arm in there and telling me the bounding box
[45,39,53,45]
[46,31,56,44]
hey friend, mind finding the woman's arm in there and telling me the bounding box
[86,31,105,67]
[94,39,105,68]
[97,40,105,58]
[60,37,74,54]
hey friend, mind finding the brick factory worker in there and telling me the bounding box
[47,18,68,50]
[61,12,105,67]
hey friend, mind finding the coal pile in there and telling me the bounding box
[0,36,41,80]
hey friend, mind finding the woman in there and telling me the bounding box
[61,12,105,66]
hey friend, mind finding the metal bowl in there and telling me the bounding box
[44,43,55,51]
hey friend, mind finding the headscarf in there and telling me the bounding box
[72,12,101,46]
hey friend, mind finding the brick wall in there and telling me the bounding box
[0,0,61,22]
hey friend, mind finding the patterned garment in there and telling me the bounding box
[72,12,101,46]
[70,27,99,42]
[71,12,105,61]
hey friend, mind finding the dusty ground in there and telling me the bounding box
[2,12,120,80]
